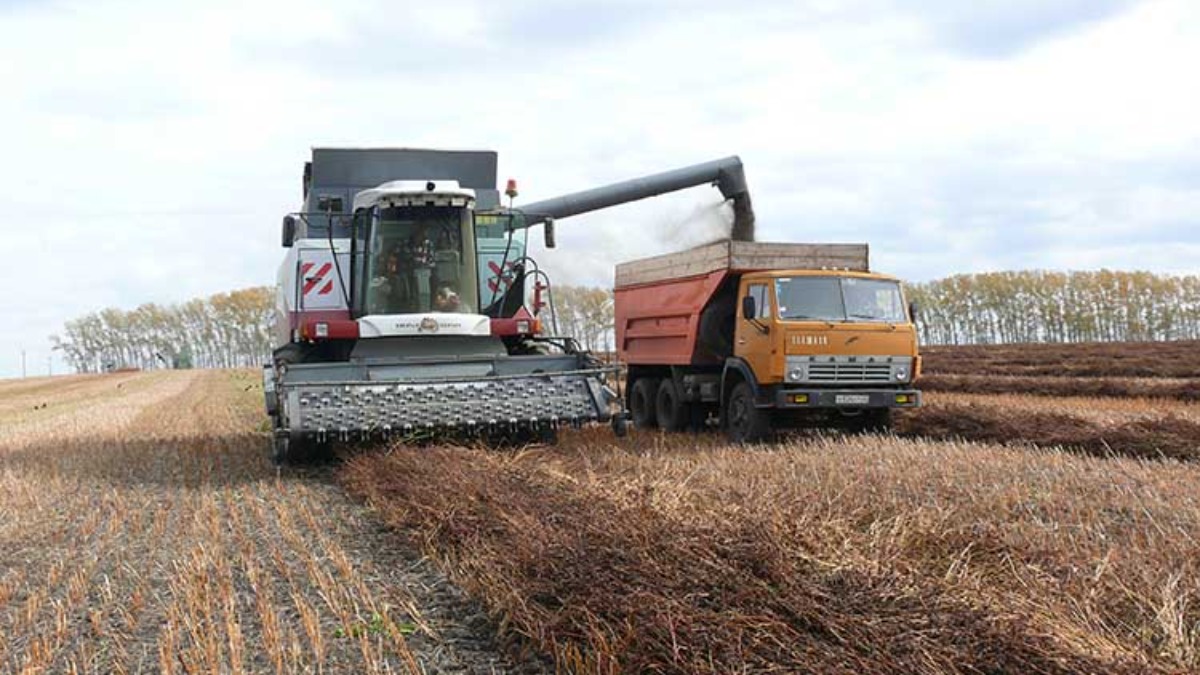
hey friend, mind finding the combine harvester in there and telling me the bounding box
[614,240,922,442]
[264,148,754,462]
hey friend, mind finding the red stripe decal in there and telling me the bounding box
[303,262,333,295]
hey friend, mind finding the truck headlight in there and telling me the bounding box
[895,367,908,381]
[787,367,805,382]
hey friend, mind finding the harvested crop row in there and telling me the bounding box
[921,340,1200,379]
[342,430,1200,674]
[920,373,1200,401]
[929,391,1200,424]
[897,399,1200,461]
[0,370,524,674]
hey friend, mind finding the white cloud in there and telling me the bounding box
[0,0,1197,376]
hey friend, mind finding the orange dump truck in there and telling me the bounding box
[614,240,921,442]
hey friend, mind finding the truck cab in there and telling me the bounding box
[727,269,921,440]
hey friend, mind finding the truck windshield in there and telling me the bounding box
[364,205,480,315]
[775,277,907,323]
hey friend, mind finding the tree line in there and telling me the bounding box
[53,270,1198,374]
[907,270,1200,345]
[547,285,615,353]
[49,284,616,373]
[52,287,274,373]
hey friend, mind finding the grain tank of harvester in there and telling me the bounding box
[264,148,754,462]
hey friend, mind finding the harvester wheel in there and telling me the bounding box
[725,382,772,443]
[271,435,290,465]
[655,379,688,432]
[612,414,629,438]
[629,378,660,429]
[274,435,334,464]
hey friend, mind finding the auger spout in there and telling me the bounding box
[517,155,756,241]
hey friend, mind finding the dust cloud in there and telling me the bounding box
[655,197,755,250]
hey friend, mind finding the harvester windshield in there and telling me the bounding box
[363,205,480,315]
[776,277,906,323]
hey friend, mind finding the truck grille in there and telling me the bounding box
[806,362,894,383]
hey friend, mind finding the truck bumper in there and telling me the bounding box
[772,388,921,409]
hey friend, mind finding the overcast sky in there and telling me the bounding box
[1,0,1197,377]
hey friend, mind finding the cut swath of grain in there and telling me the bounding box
[922,340,1200,379]
[898,398,1200,461]
[342,429,1200,674]
[920,373,1200,401]
[927,391,1200,424]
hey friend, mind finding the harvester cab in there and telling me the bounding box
[264,148,753,463]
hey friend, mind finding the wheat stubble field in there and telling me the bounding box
[3,340,1200,674]
[0,370,528,674]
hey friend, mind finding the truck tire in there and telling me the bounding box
[655,379,688,432]
[629,377,660,429]
[725,382,772,443]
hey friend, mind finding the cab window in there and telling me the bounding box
[747,284,770,319]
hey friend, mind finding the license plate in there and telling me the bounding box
[836,394,871,405]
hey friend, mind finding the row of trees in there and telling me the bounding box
[907,270,1200,345]
[52,287,274,373]
[50,284,616,373]
[52,270,1198,374]
[547,285,615,353]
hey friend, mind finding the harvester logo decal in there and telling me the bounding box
[300,262,335,297]
[419,318,440,333]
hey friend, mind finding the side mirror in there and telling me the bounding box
[908,301,919,322]
[544,218,556,249]
[742,295,756,320]
[282,215,296,248]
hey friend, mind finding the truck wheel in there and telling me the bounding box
[655,379,688,432]
[629,378,660,429]
[725,382,772,443]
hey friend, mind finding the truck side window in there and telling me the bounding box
[747,284,769,320]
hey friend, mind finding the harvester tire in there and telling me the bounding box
[725,382,772,443]
[655,379,688,432]
[629,378,660,429]
[271,435,290,466]
[612,414,629,438]
[274,436,334,465]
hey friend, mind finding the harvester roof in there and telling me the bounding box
[352,180,477,211]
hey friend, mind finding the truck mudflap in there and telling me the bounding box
[276,366,621,441]
[772,388,921,409]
